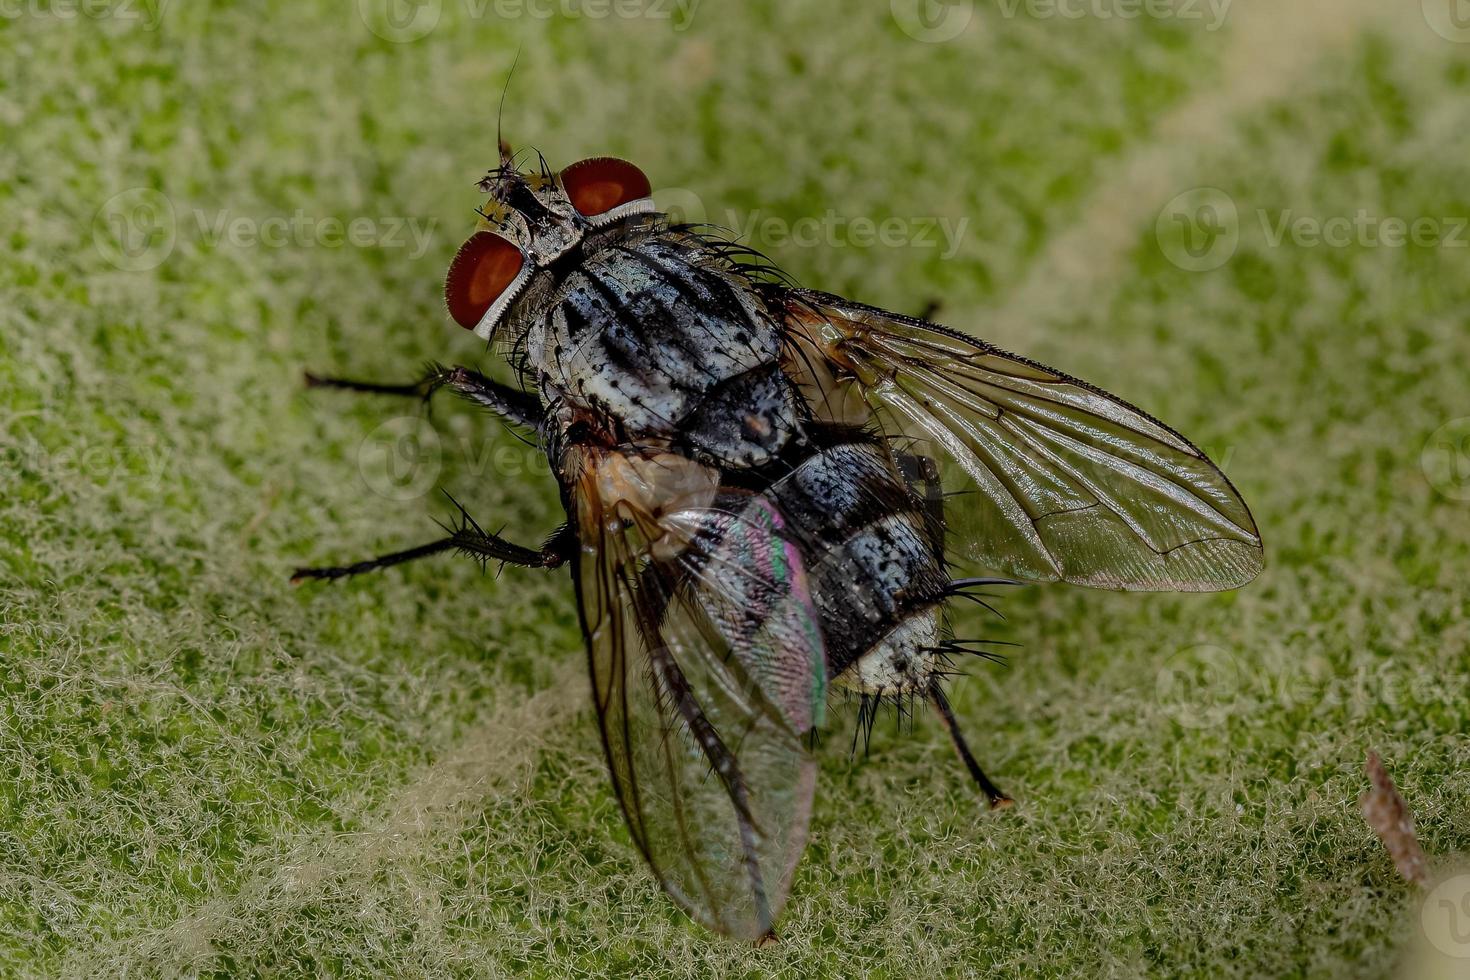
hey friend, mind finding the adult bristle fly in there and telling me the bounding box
[294,134,1262,939]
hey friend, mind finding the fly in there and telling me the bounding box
[294,147,1264,941]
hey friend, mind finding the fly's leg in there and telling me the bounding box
[303,367,443,399]
[297,368,551,583]
[292,501,574,584]
[441,366,544,428]
[305,364,543,429]
[929,684,1013,810]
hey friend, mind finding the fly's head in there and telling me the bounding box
[445,156,655,341]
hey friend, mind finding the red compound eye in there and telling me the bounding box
[445,231,524,329]
[560,157,652,218]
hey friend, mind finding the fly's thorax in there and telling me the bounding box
[534,230,798,469]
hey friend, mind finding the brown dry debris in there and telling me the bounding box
[1360,751,1430,888]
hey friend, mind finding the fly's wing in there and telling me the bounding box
[777,288,1264,592]
[568,448,826,940]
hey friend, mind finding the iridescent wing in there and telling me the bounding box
[568,447,826,939]
[776,288,1264,591]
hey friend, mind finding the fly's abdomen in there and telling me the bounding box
[768,439,951,696]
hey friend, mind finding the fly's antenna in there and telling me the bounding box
[497,47,522,168]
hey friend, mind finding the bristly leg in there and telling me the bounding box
[304,363,543,429]
[929,684,1012,810]
[291,494,572,583]
[303,365,443,399]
